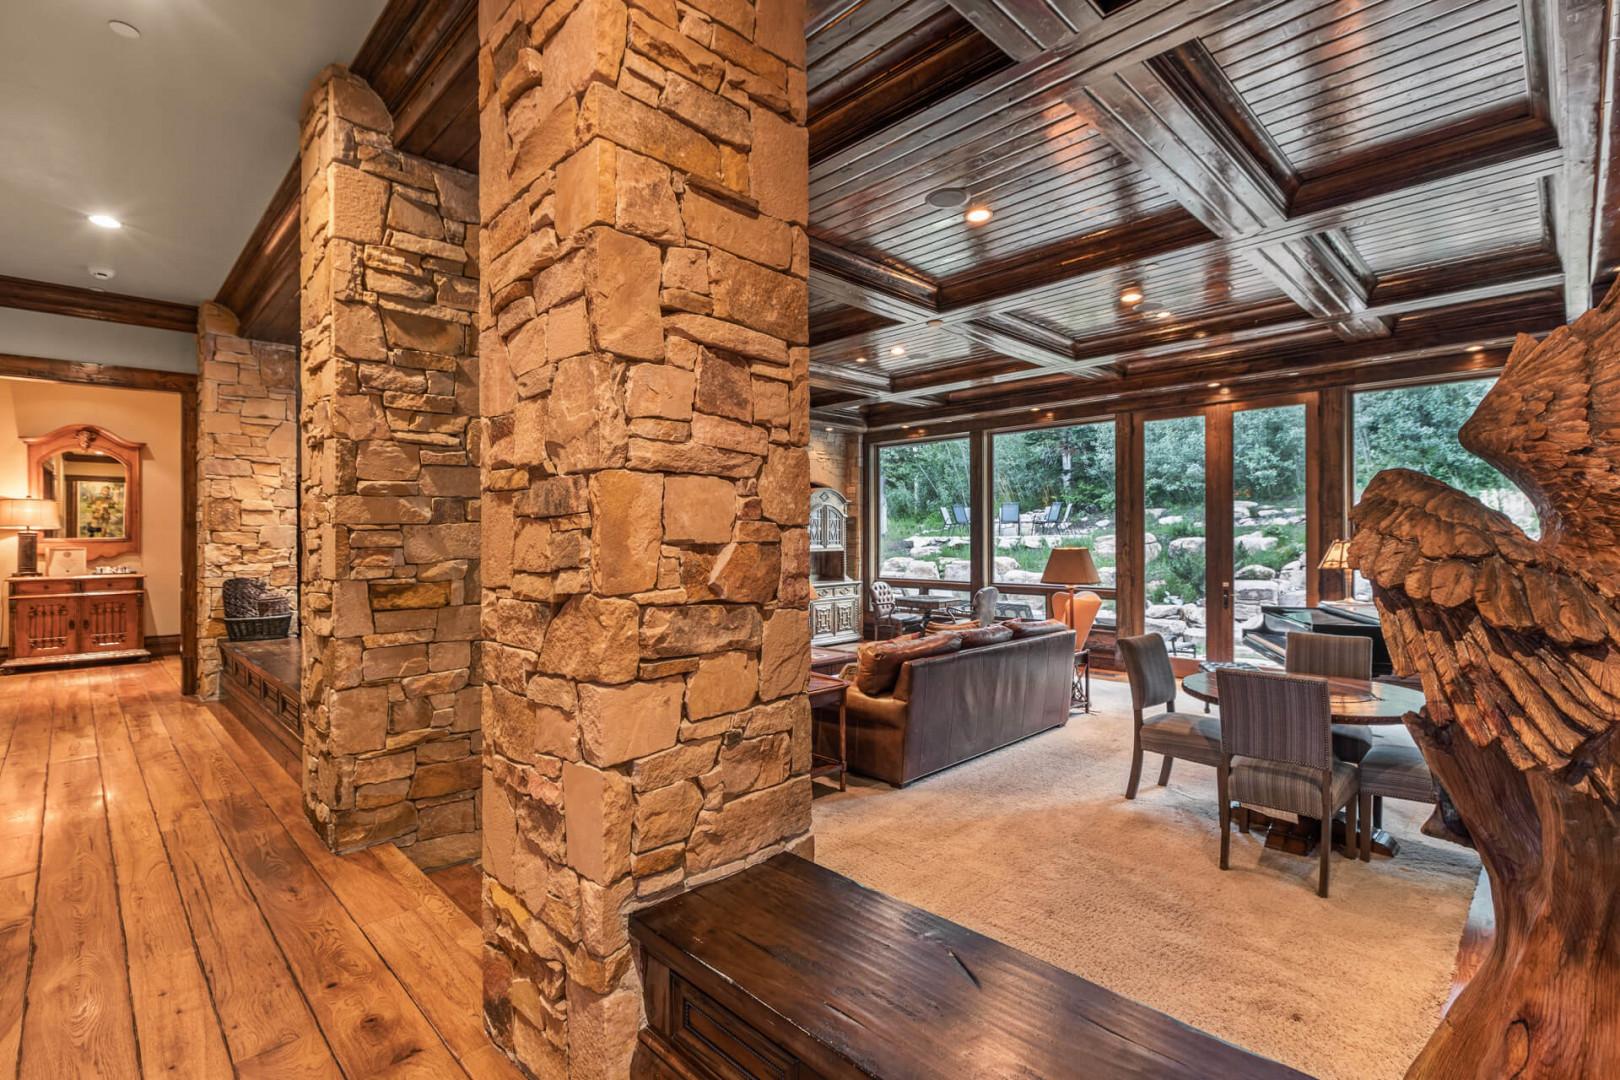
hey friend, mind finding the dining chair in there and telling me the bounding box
[1118,633,1221,798]
[869,581,924,640]
[1286,631,1377,766]
[1356,734,1437,861]
[1216,668,1359,897]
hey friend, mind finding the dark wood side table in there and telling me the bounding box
[807,672,849,791]
[810,644,856,676]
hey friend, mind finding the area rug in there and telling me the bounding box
[811,677,1481,1080]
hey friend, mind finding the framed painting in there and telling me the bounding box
[69,477,127,539]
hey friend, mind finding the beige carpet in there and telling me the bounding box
[811,677,1481,1080]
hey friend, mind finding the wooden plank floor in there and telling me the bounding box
[0,658,518,1080]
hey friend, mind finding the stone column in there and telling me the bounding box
[476,0,811,1073]
[195,302,299,698]
[299,66,485,868]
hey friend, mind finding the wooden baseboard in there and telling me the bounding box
[148,633,181,656]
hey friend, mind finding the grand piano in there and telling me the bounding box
[1241,603,1394,676]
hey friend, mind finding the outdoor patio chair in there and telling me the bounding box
[939,506,953,531]
[999,502,1020,535]
[952,505,970,532]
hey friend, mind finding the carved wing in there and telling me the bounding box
[1350,281,1620,806]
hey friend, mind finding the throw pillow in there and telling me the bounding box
[853,632,963,696]
[955,623,1014,648]
[1004,618,1071,639]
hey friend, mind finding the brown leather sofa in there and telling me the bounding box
[831,627,1076,786]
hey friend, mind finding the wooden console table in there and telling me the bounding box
[807,672,848,791]
[3,573,149,672]
[631,854,1307,1079]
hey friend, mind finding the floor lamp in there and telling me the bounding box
[0,498,61,577]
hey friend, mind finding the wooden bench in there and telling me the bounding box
[631,854,1308,1079]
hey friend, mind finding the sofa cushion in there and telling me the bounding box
[854,632,962,696]
[954,623,1014,648]
[1004,618,1070,639]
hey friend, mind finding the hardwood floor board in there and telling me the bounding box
[90,670,233,1079]
[121,678,342,1079]
[0,658,517,1080]
[154,681,469,1079]
[425,861,483,923]
[0,867,36,1075]
[19,670,139,1079]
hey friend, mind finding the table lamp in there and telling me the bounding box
[1319,539,1351,600]
[0,498,62,576]
[1041,546,1100,629]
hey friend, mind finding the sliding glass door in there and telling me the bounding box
[1230,402,1308,663]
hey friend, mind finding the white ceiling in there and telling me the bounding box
[0,0,387,305]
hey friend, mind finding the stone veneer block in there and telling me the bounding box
[477,0,811,1073]
[299,65,483,871]
[195,302,299,699]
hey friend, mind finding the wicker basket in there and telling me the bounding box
[224,613,294,642]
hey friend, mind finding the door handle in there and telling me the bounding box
[1221,582,1232,611]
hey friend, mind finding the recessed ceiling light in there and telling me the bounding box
[1466,344,1484,353]
[926,187,969,209]
[825,426,834,432]
[890,345,906,356]
[927,318,943,328]
[854,356,868,364]
[108,19,141,39]
[88,213,122,229]
[1120,288,1144,305]
[965,205,993,225]
[1208,382,1222,389]
[1152,310,1173,320]
[88,266,116,281]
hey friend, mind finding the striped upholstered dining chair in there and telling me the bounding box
[1215,668,1360,898]
[1118,633,1222,799]
[1286,631,1377,765]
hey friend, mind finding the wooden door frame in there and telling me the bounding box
[0,352,199,694]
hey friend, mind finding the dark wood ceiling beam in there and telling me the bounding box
[1068,45,1391,341]
[1520,0,1610,321]
[0,275,198,334]
[862,266,1564,405]
[862,297,1565,433]
[940,0,1096,62]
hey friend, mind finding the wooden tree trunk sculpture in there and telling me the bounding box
[1350,281,1620,1080]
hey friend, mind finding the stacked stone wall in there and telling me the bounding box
[476,0,812,1072]
[196,302,299,698]
[298,66,485,869]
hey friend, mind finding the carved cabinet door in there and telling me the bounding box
[12,595,76,660]
[77,592,143,654]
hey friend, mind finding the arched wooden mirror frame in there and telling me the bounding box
[23,423,144,560]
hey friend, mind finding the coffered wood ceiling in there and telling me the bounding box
[809,0,1618,431]
[210,0,1616,434]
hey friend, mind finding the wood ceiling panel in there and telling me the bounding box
[1346,177,1549,275]
[1207,0,1531,175]
[812,112,1177,278]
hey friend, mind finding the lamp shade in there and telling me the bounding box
[1041,546,1100,585]
[0,498,60,531]
[1319,538,1351,571]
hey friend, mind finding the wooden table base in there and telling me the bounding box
[1235,807,1400,859]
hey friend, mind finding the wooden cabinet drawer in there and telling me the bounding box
[670,976,798,1080]
[81,575,142,592]
[11,578,75,595]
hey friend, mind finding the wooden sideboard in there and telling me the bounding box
[2,573,150,673]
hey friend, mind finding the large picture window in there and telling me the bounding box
[875,438,971,583]
[1353,378,1539,597]
[991,422,1116,620]
[1354,378,1537,532]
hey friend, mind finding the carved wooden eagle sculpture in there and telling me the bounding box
[1349,283,1620,1079]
